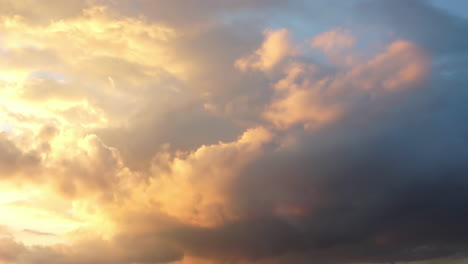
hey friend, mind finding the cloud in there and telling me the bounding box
[239,29,431,130]
[22,229,56,237]
[235,29,297,72]
[0,238,25,263]
[0,132,41,178]
[0,1,467,264]
[0,0,85,24]
[311,28,355,53]
[357,0,468,55]
[50,134,130,197]
[133,126,274,227]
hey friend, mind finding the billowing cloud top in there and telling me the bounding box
[0,0,468,264]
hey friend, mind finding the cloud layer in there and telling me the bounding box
[0,0,467,264]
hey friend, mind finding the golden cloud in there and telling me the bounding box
[0,2,455,264]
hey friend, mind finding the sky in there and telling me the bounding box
[0,0,467,263]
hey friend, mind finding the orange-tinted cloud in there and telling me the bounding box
[1,1,468,264]
[235,29,432,130]
[311,28,355,53]
[235,29,297,72]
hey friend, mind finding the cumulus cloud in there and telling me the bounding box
[0,1,467,264]
[236,29,430,130]
[235,29,297,72]
[145,126,273,227]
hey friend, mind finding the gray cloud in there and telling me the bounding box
[199,75,468,262]
[357,0,468,55]
[0,1,468,264]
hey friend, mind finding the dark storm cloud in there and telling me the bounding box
[151,74,468,264]
[169,73,468,263]
[114,2,468,262]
